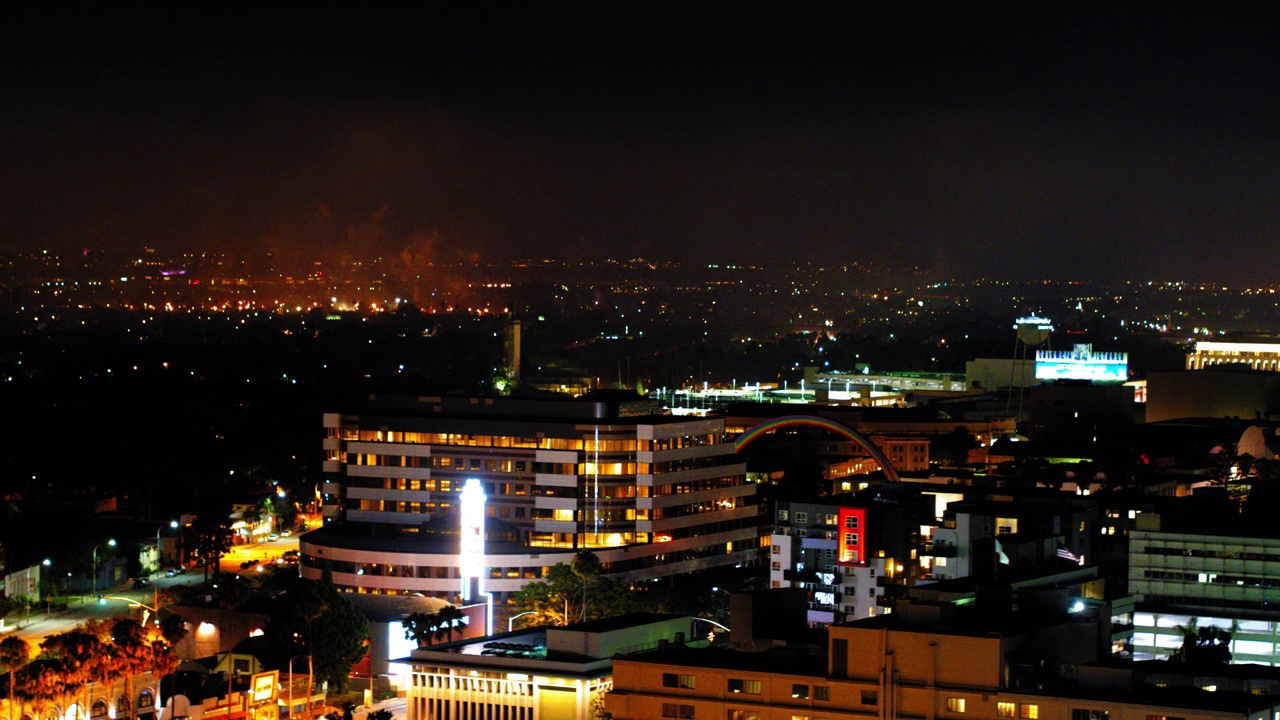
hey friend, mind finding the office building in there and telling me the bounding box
[1130,529,1280,665]
[303,395,760,608]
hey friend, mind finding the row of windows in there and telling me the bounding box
[950,699,1040,718]
[303,558,546,580]
[777,510,859,529]
[335,428,724,452]
[670,676,836,703]
[1141,545,1280,562]
[654,476,743,498]
[1142,569,1280,589]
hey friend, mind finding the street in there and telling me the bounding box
[1,535,301,647]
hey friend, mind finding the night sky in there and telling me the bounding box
[2,9,1275,281]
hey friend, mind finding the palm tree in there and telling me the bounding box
[432,606,468,644]
[402,612,436,648]
[1,636,31,720]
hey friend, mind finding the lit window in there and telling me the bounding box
[998,702,1016,717]
[662,673,696,689]
[947,698,966,713]
[727,712,760,720]
[1021,706,1039,719]
[727,679,761,695]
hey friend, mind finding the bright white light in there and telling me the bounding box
[460,478,486,602]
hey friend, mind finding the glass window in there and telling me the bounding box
[664,673,696,689]
[795,512,808,524]
[845,515,859,529]
[861,690,878,705]
[998,703,1016,717]
[727,679,761,695]
[792,684,810,699]
[727,712,760,720]
[663,704,695,719]
[947,698,966,713]
[814,686,830,701]
[1021,708,1039,720]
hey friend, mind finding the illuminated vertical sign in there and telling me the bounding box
[837,507,867,566]
[459,478,486,602]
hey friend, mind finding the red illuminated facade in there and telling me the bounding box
[837,507,867,566]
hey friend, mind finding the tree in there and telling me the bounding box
[158,613,189,646]
[1171,621,1232,665]
[933,427,980,467]
[1,636,31,720]
[512,559,639,625]
[402,611,436,648]
[403,605,468,647]
[187,510,233,583]
[571,552,603,623]
[432,605,467,644]
[264,572,368,692]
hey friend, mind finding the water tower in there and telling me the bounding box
[1008,315,1053,418]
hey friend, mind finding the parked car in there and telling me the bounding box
[131,578,151,589]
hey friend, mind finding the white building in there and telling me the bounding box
[305,395,761,609]
[1130,529,1280,664]
[404,614,696,720]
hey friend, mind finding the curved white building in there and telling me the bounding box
[303,395,762,607]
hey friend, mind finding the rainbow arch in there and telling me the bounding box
[735,415,901,483]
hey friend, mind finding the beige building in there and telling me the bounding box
[606,620,1280,720]
[1187,341,1280,371]
[2,671,160,720]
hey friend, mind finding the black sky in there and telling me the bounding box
[1,8,1276,281]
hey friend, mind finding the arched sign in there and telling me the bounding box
[735,415,901,483]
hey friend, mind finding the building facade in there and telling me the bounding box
[404,614,694,720]
[770,492,928,624]
[1188,341,1280,371]
[1129,530,1280,664]
[2,672,160,720]
[607,621,1280,720]
[305,395,761,606]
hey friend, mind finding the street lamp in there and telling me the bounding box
[508,611,538,633]
[156,520,178,572]
[97,594,159,616]
[287,655,314,720]
[92,539,116,596]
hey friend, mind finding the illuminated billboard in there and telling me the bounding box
[1035,344,1127,382]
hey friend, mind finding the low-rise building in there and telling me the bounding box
[403,613,698,720]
